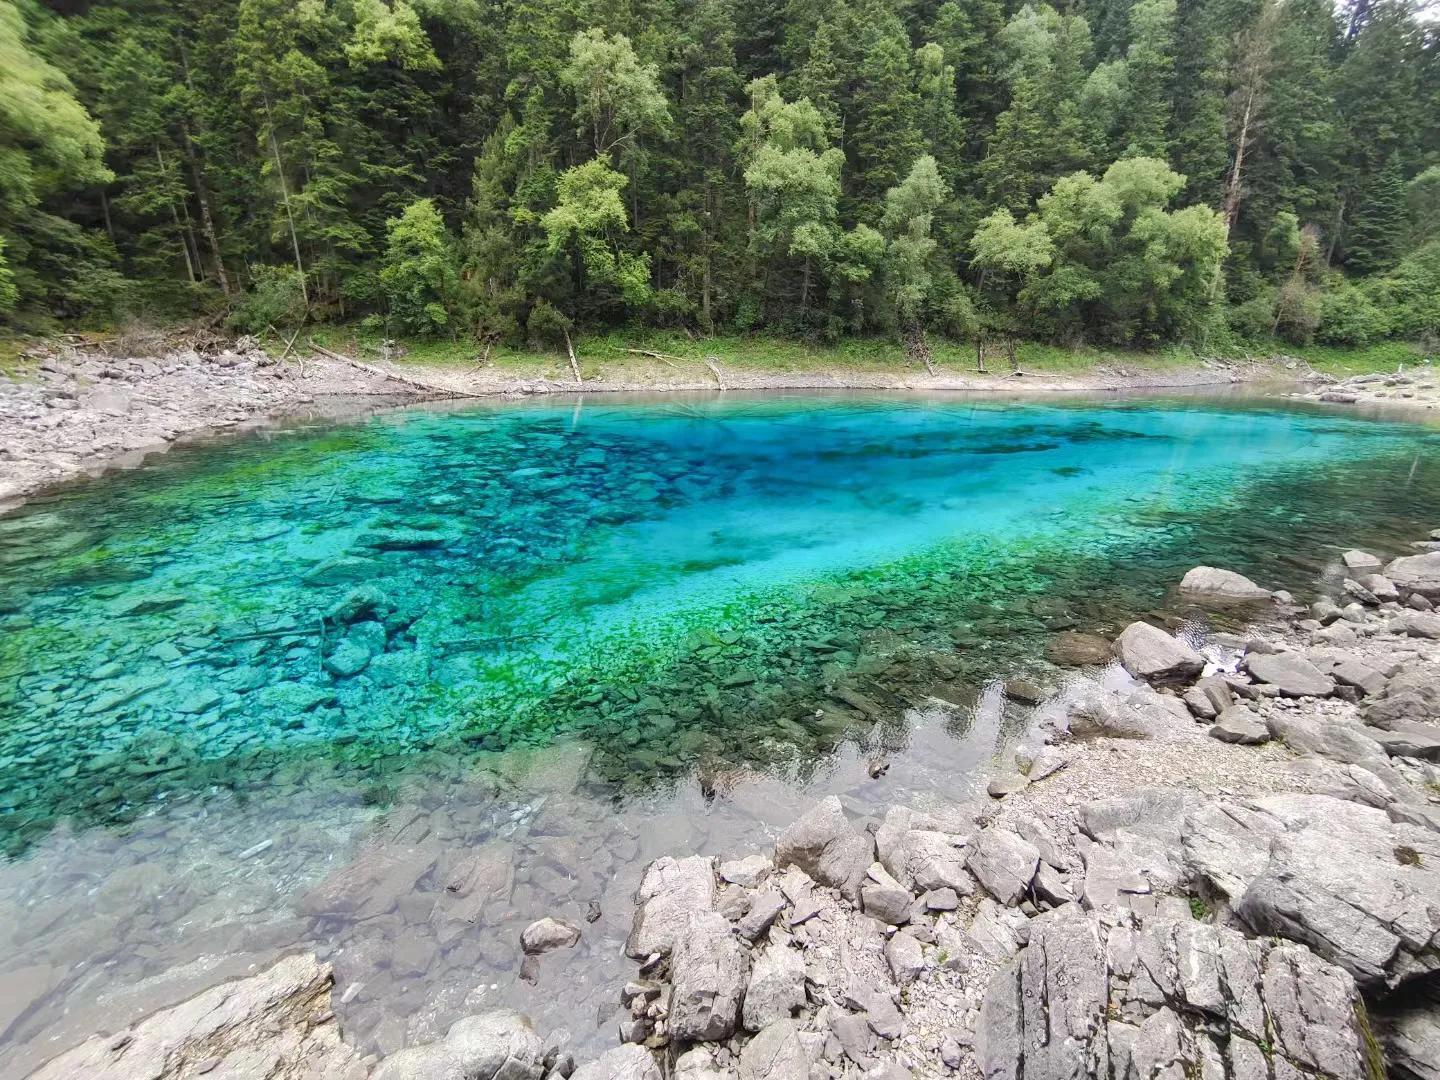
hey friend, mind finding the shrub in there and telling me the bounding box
[228,265,307,334]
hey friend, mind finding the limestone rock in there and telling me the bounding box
[986,772,1029,799]
[718,855,773,888]
[966,827,1039,906]
[31,954,368,1080]
[1402,612,1440,639]
[738,1020,809,1080]
[1242,651,1335,697]
[977,907,1373,1080]
[1178,566,1272,606]
[1385,551,1440,597]
[1364,665,1440,729]
[572,1045,663,1080]
[774,796,873,902]
[1378,1003,1440,1080]
[742,944,805,1032]
[1182,794,1440,988]
[626,856,716,959]
[1114,622,1204,686]
[884,931,924,985]
[668,911,746,1042]
[879,826,973,896]
[373,1010,545,1080]
[1207,705,1269,745]
[861,863,914,925]
[1358,573,1400,602]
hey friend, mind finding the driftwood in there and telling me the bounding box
[702,355,726,390]
[308,340,485,398]
[624,347,683,370]
[562,328,582,383]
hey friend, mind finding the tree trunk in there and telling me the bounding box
[1222,89,1254,239]
[180,123,230,294]
[157,144,197,284]
[263,90,309,305]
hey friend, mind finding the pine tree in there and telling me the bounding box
[1346,157,1406,274]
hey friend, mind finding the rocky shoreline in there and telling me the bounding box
[0,339,1337,513]
[29,540,1440,1080]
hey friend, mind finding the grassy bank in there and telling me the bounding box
[303,326,1432,383]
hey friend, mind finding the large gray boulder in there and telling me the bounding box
[1064,685,1202,742]
[571,1045,663,1080]
[667,911,747,1042]
[1385,551,1440,597]
[1242,651,1335,697]
[738,1020,809,1080]
[626,855,716,959]
[372,1010,545,1080]
[1364,664,1440,729]
[1182,794,1440,989]
[1113,622,1204,686]
[875,808,974,894]
[774,796,873,901]
[1177,566,1272,606]
[977,907,1373,1080]
[1378,1003,1440,1080]
[966,826,1039,906]
[742,943,805,1032]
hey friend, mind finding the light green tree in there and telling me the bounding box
[560,29,671,161]
[972,157,1228,342]
[881,155,949,365]
[541,158,651,305]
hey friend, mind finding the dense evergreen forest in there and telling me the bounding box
[1,0,1438,353]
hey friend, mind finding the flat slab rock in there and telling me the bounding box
[32,954,368,1080]
[976,907,1373,1080]
[1241,651,1336,697]
[1182,793,1440,989]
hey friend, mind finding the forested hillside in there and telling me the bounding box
[2,0,1438,352]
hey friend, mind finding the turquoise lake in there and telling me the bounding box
[1,389,1438,1069]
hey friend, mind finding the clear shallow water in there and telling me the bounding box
[1,390,1438,1071]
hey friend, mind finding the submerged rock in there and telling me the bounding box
[521,917,581,955]
[1043,631,1113,667]
[1177,566,1272,606]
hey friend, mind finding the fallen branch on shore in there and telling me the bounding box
[308,341,486,398]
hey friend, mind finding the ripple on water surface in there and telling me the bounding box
[0,390,1438,1070]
